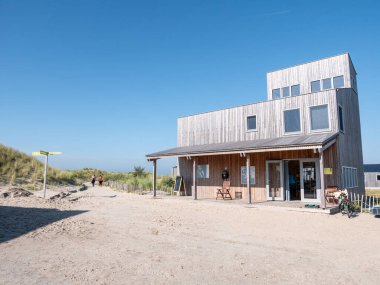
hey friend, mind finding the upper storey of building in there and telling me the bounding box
[266,53,357,100]
[177,53,360,147]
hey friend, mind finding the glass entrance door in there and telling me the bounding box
[300,160,320,202]
[266,161,284,200]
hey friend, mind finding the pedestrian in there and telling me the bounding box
[99,176,104,187]
[91,174,96,187]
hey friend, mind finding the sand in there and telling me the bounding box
[0,185,379,285]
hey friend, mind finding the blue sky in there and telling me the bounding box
[1,0,379,174]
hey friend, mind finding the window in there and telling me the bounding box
[284,109,301,133]
[291,84,300,96]
[247,116,257,131]
[322,78,332,90]
[311,80,321,93]
[196,164,209,178]
[241,166,255,185]
[333,75,344,88]
[377,175,380,181]
[338,106,344,132]
[310,104,329,131]
[282,86,290,97]
[272,88,281,99]
[342,166,358,188]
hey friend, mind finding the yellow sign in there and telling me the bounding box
[32,151,62,156]
[32,151,47,156]
[324,168,333,175]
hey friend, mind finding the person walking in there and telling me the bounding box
[99,176,104,187]
[91,174,96,187]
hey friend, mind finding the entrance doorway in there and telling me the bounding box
[287,160,301,200]
[300,160,320,202]
[266,161,284,200]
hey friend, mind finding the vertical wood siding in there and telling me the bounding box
[179,150,319,201]
[336,89,365,194]
[178,91,338,147]
[266,53,354,100]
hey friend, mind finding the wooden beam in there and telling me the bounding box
[320,152,326,209]
[152,159,157,197]
[193,158,197,200]
[247,154,251,204]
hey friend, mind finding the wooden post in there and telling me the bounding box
[152,159,157,197]
[319,152,326,209]
[247,155,251,204]
[361,194,363,213]
[193,158,197,200]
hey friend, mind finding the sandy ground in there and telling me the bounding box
[0,185,379,285]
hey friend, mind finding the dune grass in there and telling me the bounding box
[0,144,174,191]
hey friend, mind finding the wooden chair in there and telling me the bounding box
[216,181,232,200]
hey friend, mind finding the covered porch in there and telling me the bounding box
[146,133,339,209]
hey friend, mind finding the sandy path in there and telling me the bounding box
[0,186,379,284]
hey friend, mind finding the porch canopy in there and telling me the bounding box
[146,132,337,204]
[146,132,338,159]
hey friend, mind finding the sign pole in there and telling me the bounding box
[32,151,62,198]
[43,154,49,198]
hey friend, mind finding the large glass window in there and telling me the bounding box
[310,104,329,131]
[272,88,281,99]
[282,86,290,97]
[241,166,255,185]
[196,164,209,178]
[311,80,321,93]
[291,84,300,96]
[338,106,344,132]
[247,115,256,131]
[322,78,332,90]
[333,75,344,88]
[284,109,301,133]
[377,175,380,181]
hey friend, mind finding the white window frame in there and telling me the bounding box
[342,166,358,188]
[333,75,345,88]
[322,78,332,90]
[283,107,302,135]
[282,86,290,97]
[311,80,321,93]
[241,166,255,185]
[272,88,281,100]
[291,84,301,96]
[196,164,209,179]
[246,115,257,132]
[308,104,331,133]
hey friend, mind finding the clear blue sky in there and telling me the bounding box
[1,0,379,174]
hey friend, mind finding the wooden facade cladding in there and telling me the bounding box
[179,149,323,201]
[178,90,338,147]
[336,89,365,192]
[266,53,356,100]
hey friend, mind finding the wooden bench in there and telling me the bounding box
[325,186,339,205]
[216,181,232,200]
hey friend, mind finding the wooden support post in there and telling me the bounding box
[247,155,251,204]
[152,159,157,197]
[319,152,326,209]
[193,158,197,200]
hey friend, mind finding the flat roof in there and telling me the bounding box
[146,132,338,159]
[364,164,380,173]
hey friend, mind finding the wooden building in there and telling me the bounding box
[147,53,364,207]
[364,164,380,189]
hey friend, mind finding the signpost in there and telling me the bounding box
[32,151,63,198]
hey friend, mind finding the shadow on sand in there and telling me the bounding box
[0,206,87,244]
